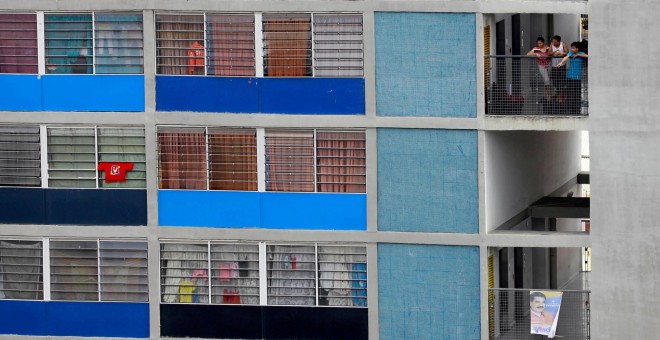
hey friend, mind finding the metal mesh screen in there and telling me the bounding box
[489,288,590,340]
[485,56,588,116]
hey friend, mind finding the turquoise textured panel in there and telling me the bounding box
[378,244,480,340]
[378,129,478,233]
[375,12,476,117]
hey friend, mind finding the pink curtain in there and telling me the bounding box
[158,130,207,189]
[0,14,37,74]
[316,131,366,193]
[207,14,255,76]
[208,128,257,191]
[265,130,314,192]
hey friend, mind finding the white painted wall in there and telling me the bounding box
[485,131,582,231]
[553,14,581,46]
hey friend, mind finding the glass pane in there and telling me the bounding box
[0,240,43,300]
[45,14,93,74]
[208,128,257,191]
[265,130,314,192]
[95,12,144,74]
[156,14,204,75]
[99,241,148,302]
[0,13,38,74]
[50,240,99,301]
[160,243,209,304]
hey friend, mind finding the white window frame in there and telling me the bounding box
[154,12,363,78]
[45,125,146,189]
[158,240,367,308]
[0,237,148,303]
[156,126,366,193]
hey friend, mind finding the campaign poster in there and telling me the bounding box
[530,290,563,338]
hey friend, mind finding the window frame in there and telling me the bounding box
[159,241,367,308]
[0,11,144,75]
[46,125,146,189]
[155,12,364,78]
[0,237,148,303]
[157,126,366,193]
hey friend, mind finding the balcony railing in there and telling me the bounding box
[489,288,590,340]
[485,55,588,116]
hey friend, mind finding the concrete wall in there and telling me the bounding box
[484,131,582,231]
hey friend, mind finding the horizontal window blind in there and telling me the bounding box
[265,130,315,192]
[316,130,366,193]
[0,13,38,74]
[160,243,209,304]
[313,14,363,77]
[156,14,205,75]
[157,127,207,190]
[208,128,257,191]
[99,241,148,302]
[263,14,312,77]
[45,13,93,74]
[206,14,255,76]
[210,243,260,305]
[50,240,99,301]
[267,244,316,306]
[94,12,144,74]
[47,127,96,188]
[0,240,43,300]
[318,245,367,307]
[0,125,41,187]
[97,127,146,188]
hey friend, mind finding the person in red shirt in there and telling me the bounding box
[188,41,205,75]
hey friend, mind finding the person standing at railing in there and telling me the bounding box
[550,35,569,94]
[557,42,588,115]
[527,37,552,102]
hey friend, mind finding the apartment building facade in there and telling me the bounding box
[0,0,653,339]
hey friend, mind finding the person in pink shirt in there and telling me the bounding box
[527,37,552,102]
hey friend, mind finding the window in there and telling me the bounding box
[263,14,312,77]
[160,242,260,305]
[0,125,41,187]
[267,244,367,307]
[156,12,363,77]
[0,238,147,302]
[0,240,43,300]
[45,12,143,74]
[47,126,146,188]
[50,240,148,302]
[157,126,365,193]
[160,241,367,307]
[313,14,363,77]
[0,13,38,74]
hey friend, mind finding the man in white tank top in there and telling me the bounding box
[550,35,569,101]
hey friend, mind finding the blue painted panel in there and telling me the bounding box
[261,192,366,230]
[158,190,366,230]
[378,129,479,233]
[379,244,480,340]
[45,189,147,225]
[47,302,149,338]
[155,76,365,115]
[375,13,476,117]
[0,300,47,336]
[158,190,262,228]
[41,75,144,111]
[156,76,259,113]
[260,78,365,114]
[0,187,46,224]
[0,74,42,111]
